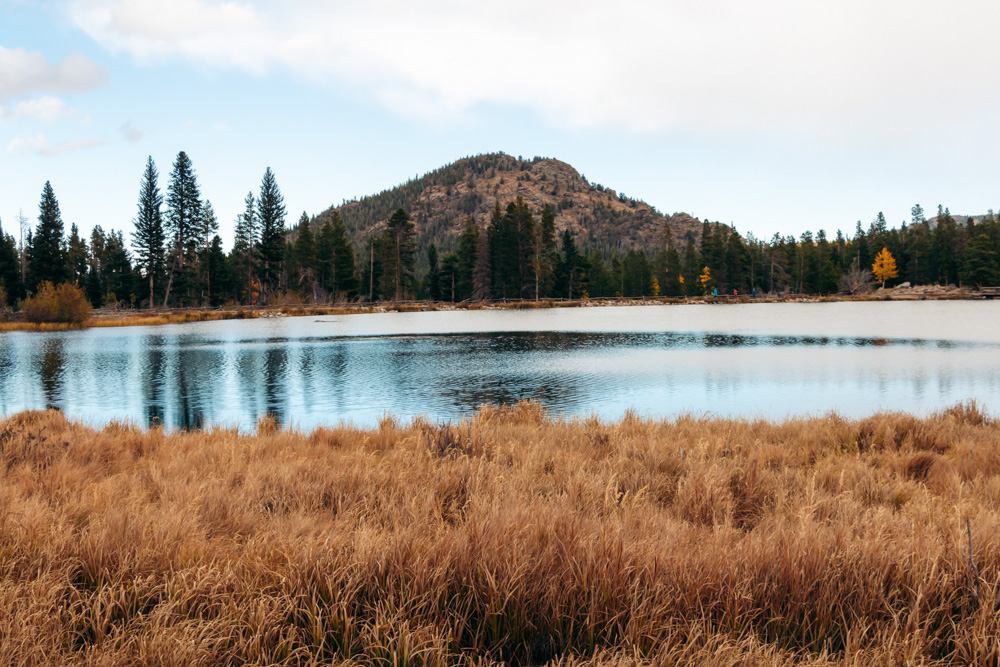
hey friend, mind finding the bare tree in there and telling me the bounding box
[840,258,874,294]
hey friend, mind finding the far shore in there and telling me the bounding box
[0,283,991,332]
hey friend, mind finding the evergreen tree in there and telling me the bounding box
[535,204,557,299]
[681,240,700,296]
[28,181,67,291]
[66,223,88,287]
[163,151,201,306]
[472,225,491,301]
[206,235,231,306]
[233,192,258,303]
[964,233,999,287]
[0,219,21,307]
[198,200,219,303]
[131,157,165,308]
[425,243,440,301]
[440,253,459,302]
[456,219,479,301]
[293,212,316,299]
[383,208,415,300]
[257,167,287,296]
[322,211,358,300]
[555,230,581,299]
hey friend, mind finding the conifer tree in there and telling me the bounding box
[0,219,21,306]
[440,253,458,302]
[472,226,491,301]
[131,157,165,308]
[66,223,88,287]
[426,243,440,301]
[257,167,287,295]
[233,192,258,303]
[384,208,415,300]
[198,201,219,303]
[293,212,316,298]
[456,219,479,300]
[28,181,67,291]
[535,204,557,299]
[330,215,358,300]
[164,151,201,306]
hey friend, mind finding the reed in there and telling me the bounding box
[0,402,997,665]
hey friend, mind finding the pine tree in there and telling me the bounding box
[0,218,21,307]
[472,226,491,301]
[426,243,440,301]
[233,192,258,303]
[131,157,165,308]
[66,223,88,287]
[198,200,219,303]
[440,253,458,302]
[456,219,479,301]
[28,181,67,291]
[384,208,415,300]
[293,212,316,299]
[163,151,201,306]
[535,204,557,299]
[257,167,287,295]
[331,216,358,300]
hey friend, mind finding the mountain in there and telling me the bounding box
[313,153,704,257]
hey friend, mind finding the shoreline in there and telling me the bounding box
[0,284,987,332]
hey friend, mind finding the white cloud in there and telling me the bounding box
[0,46,108,101]
[0,95,79,122]
[120,121,142,141]
[6,132,104,156]
[66,0,1000,140]
[211,122,229,132]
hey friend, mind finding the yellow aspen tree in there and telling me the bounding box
[872,247,898,288]
[698,266,712,295]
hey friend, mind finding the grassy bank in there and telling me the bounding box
[1,404,998,665]
[0,285,987,332]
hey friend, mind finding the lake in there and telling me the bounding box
[1,301,999,429]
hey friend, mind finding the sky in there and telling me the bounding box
[2,0,1000,250]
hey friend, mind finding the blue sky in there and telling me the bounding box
[2,0,1000,250]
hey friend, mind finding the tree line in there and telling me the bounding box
[3,157,999,311]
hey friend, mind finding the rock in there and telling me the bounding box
[897,282,911,289]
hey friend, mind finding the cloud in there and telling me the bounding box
[0,95,79,122]
[66,0,1000,140]
[0,46,108,101]
[120,121,142,141]
[6,132,104,156]
[211,122,229,132]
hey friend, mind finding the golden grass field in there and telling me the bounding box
[0,402,998,665]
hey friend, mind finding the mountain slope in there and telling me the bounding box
[314,153,703,256]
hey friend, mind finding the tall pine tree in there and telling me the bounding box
[131,157,165,308]
[28,181,67,291]
[163,151,201,306]
[257,167,287,295]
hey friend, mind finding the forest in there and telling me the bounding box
[2,151,999,311]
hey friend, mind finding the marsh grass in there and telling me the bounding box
[1,402,999,665]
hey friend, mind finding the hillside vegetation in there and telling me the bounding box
[0,403,998,665]
[315,153,703,257]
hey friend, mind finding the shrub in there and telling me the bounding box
[20,281,92,324]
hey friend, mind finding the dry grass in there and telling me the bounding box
[1,402,999,665]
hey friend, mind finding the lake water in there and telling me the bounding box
[1,302,999,429]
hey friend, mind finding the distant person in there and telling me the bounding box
[734,289,738,296]
[751,288,757,298]
[712,287,718,297]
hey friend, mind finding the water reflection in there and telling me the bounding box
[38,337,65,410]
[0,302,999,429]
